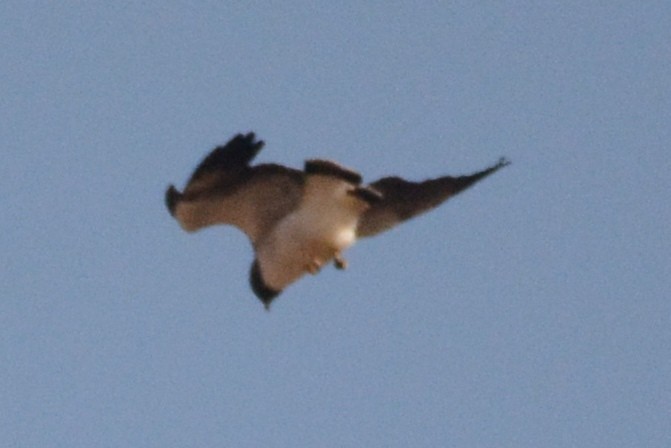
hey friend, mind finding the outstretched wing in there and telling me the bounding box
[166,132,304,244]
[356,158,510,238]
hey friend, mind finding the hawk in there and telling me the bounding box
[166,132,509,309]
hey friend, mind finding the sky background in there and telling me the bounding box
[2,1,670,447]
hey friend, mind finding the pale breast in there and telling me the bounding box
[255,176,366,291]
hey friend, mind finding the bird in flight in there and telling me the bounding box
[166,132,509,309]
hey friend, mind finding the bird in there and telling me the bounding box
[165,132,509,309]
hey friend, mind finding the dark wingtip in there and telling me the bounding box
[448,157,511,194]
[188,132,265,183]
[304,159,363,185]
[249,260,281,309]
[165,185,181,217]
[497,157,511,168]
[241,132,265,154]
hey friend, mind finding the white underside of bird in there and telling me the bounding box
[255,175,367,291]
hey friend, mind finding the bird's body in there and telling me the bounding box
[166,132,509,308]
[255,174,364,291]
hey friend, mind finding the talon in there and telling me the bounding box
[334,255,348,270]
[307,259,323,275]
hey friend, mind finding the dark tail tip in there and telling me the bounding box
[165,185,181,217]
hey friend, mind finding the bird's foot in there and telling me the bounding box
[334,254,348,270]
[306,259,323,275]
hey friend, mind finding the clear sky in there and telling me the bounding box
[2,1,669,447]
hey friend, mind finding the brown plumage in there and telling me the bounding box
[166,132,509,308]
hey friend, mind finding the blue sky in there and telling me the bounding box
[2,1,670,447]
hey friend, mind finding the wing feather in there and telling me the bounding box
[188,132,264,184]
[166,133,304,244]
[356,158,510,238]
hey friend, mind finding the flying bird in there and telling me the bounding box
[166,132,509,309]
